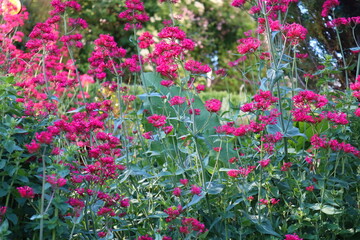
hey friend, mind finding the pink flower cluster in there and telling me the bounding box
[0,206,6,223]
[46,174,67,188]
[227,166,256,178]
[204,99,222,112]
[179,217,206,234]
[164,205,183,222]
[88,34,127,79]
[147,114,167,127]
[17,186,35,199]
[184,60,212,75]
[282,23,307,45]
[284,233,303,240]
[231,0,247,8]
[321,0,340,17]
[292,90,328,123]
[237,37,261,54]
[149,26,195,79]
[241,90,279,112]
[138,31,154,49]
[118,0,150,31]
[350,76,360,116]
[310,134,360,158]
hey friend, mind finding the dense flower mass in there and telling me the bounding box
[1,0,360,239]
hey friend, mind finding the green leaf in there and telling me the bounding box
[184,192,206,209]
[0,219,9,234]
[321,205,342,215]
[242,211,282,237]
[0,160,6,169]
[4,140,23,153]
[0,189,7,198]
[206,182,224,195]
[6,213,18,225]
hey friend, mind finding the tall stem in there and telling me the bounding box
[334,26,349,88]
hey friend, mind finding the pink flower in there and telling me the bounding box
[321,0,340,17]
[247,196,254,201]
[160,80,175,87]
[162,125,173,134]
[25,140,41,153]
[258,159,270,167]
[281,162,293,171]
[237,37,261,54]
[355,108,360,117]
[305,156,313,164]
[138,31,154,48]
[180,179,189,185]
[231,0,247,8]
[196,84,206,92]
[306,185,314,192]
[147,114,167,128]
[184,60,211,74]
[190,185,202,195]
[169,96,186,106]
[282,23,307,45]
[213,147,222,152]
[227,169,240,178]
[120,198,130,208]
[270,198,280,205]
[137,235,154,240]
[284,233,303,240]
[98,232,107,238]
[142,131,153,139]
[17,186,35,198]
[204,99,222,113]
[173,187,182,197]
[189,108,201,115]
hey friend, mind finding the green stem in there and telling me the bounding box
[39,148,47,240]
[334,26,349,88]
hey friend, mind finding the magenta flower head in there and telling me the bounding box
[231,0,247,8]
[190,185,202,195]
[17,186,35,199]
[258,159,270,167]
[284,233,303,240]
[147,114,167,128]
[204,99,222,113]
[179,179,189,185]
[172,187,182,197]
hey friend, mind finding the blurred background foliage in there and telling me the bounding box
[20,0,360,93]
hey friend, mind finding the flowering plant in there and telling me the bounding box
[0,0,360,239]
